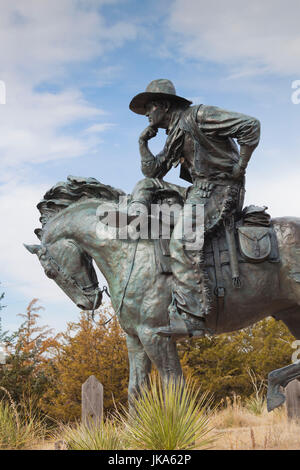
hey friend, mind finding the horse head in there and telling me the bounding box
[24,239,102,311]
[24,175,126,311]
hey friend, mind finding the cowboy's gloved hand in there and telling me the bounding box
[232,162,245,180]
[139,126,158,143]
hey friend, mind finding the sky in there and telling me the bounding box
[1,0,300,334]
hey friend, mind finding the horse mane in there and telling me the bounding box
[35,175,125,239]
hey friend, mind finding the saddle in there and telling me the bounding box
[206,206,279,294]
[153,203,280,276]
[152,198,280,325]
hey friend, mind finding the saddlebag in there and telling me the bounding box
[238,226,272,263]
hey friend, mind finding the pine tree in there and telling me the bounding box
[0,299,59,404]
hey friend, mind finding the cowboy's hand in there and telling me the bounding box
[232,162,245,180]
[139,126,158,143]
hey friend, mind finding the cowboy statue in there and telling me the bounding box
[25,77,300,412]
[127,79,260,338]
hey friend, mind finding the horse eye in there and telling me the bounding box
[45,268,57,279]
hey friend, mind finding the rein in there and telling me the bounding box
[96,240,139,326]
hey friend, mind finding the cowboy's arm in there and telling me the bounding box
[197,105,260,178]
[139,126,170,178]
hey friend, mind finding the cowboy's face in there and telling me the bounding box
[145,101,169,129]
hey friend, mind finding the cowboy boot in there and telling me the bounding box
[156,295,206,339]
[157,229,210,338]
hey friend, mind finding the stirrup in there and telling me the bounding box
[156,295,205,339]
[157,322,205,339]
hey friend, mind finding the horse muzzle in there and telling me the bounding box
[77,288,103,311]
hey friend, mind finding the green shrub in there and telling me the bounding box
[0,394,46,449]
[119,375,216,450]
[245,395,266,416]
[59,419,126,450]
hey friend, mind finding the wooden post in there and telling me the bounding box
[285,379,300,420]
[81,375,103,427]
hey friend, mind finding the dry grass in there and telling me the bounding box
[0,388,48,450]
[30,391,300,451]
[207,396,300,450]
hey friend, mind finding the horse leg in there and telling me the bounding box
[138,327,184,385]
[267,308,300,412]
[126,334,152,409]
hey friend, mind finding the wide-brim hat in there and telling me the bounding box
[129,79,192,115]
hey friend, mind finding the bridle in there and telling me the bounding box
[40,237,138,326]
[39,242,102,312]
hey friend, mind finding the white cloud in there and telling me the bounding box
[245,164,300,218]
[0,0,138,181]
[84,123,116,134]
[0,181,68,303]
[0,84,104,176]
[168,0,300,76]
[0,0,138,307]
[96,65,124,87]
[0,0,136,79]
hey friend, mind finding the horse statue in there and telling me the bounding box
[24,175,300,411]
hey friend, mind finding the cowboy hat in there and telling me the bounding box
[129,79,192,115]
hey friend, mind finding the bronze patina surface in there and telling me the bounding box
[25,176,300,411]
[129,79,260,338]
[25,80,300,411]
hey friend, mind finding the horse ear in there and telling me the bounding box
[24,244,41,255]
[34,228,42,240]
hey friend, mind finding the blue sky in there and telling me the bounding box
[1,0,300,334]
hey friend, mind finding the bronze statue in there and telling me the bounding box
[128,79,260,338]
[24,80,300,412]
[25,175,300,412]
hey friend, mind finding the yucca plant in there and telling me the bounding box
[246,368,267,415]
[58,419,127,450]
[245,395,266,416]
[119,375,216,450]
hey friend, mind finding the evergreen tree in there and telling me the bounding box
[178,317,295,404]
[0,299,58,404]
